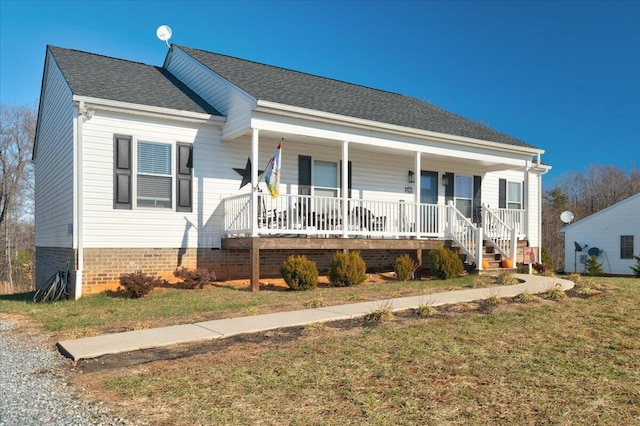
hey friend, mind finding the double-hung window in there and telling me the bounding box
[454,175,473,218]
[113,135,192,211]
[499,179,523,210]
[137,141,172,208]
[507,181,522,209]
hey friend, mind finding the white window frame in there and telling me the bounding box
[134,140,175,210]
[312,160,338,198]
[454,175,473,218]
[507,181,523,210]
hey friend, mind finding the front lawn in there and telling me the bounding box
[0,274,480,339]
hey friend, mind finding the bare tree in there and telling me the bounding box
[542,164,640,271]
[1,103,36,291]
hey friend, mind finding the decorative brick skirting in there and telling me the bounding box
[38,247,420,296]
[38,241,529,296]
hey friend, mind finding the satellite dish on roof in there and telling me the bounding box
[560,210,574,224]
[156,25,172,48]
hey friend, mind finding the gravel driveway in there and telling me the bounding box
[0,316,135,426]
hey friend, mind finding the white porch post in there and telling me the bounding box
[414,151,421,239]
[476,227,484,270]
[342,141,349,238]
[251,128,260,237]
[524,160,531,241]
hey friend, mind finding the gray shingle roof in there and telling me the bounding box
[178,45,536,149]
[48,46,221,116]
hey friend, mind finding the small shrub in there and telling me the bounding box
[281,255,319,291]
[540,246,554,268]
[576,286,600,296]
[630,254,640,277]
[304,297,327,308]
[566,272,583,284]
[484,295,505,306]
[472,276,490,288]
[515,291,535,303]
[119,271,166,299]
[543,285,566,300]
[364,302,394,323]
[533,262,555,276]
[496,271,518,285]
[328,251,367,287]
[414,304,437,317]
[586,255,603,276]
[394,254,418,282]
[173,267,217,289]
[429,247,464,280]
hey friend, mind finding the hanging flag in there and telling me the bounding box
[264,142,282,198]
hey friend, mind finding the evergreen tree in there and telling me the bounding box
[586,255,603,276]
[630,254,640,278]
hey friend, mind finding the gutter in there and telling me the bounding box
[255,100,545,157]
[72,96,226,126]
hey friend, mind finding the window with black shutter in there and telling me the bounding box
[113,135,132,209]
[176,143,193,212]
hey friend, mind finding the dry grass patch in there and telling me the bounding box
[68,278,639,425]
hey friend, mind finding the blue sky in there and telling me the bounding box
[1,0,638,186]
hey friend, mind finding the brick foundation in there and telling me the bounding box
[39,241,528,297]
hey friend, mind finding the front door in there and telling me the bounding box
[420,171,438,204]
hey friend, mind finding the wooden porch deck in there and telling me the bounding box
[222,236,447,292]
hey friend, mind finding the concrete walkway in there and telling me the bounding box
[57,274,574,361]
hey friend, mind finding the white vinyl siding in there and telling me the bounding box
[77,108,545,250]
[166,47,253,140]
[563,193,640,275]
[34,53,75,248]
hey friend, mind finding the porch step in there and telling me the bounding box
[478,268,517,276]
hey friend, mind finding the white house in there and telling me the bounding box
[561,193,640,275]
[34,44,550,298]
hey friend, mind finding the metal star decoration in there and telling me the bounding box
[233,157,264,189]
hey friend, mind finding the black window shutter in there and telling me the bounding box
[176,143,193,212]
[444,172,454,205]
[522,180,526,210]
[298,155,311,195]
[473,175,482,223]
[499,178,507,208]
[114,135,132,209]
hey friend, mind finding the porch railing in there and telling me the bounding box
[486,207,525,237]
[223,193,451,238]
[223,194,520,268]
[482,204,517,265]
[446,201,479,265]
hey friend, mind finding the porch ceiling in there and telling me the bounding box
[258,129,526,172]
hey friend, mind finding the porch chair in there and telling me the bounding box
[353,207,386,232]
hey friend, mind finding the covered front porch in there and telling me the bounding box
[223,193,524,290]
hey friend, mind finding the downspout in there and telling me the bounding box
[73,101,92,299]
[537,155,550,263]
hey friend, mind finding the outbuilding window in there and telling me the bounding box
[621,235,634,259]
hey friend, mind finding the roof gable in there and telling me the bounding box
[48,46,221,116]
[177,45,537,149]
[561,192,640,232]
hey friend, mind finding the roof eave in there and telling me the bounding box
[255,100,544,156]
[73,95,226,125]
